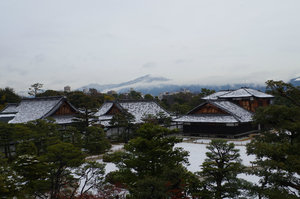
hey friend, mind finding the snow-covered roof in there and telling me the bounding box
[0,103,18,113]
[98,115,113,127]
[120,101,169,123]
[96,100,170,125]
[202,91,231,100]
[218,88,273,99]
[211,100,253,122]
[184,100,253,123]
[174,115,238,123]
[7,96,77,124]
[95,102,113,116]
[202,88,273,100]
[0,113,16,118]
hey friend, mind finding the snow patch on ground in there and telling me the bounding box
[175,142,256,172]
[82,141,260,195]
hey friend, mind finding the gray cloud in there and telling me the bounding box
[0,0,299,91]
[142,62,157,68]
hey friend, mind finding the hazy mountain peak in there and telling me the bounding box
[78,74,171,92]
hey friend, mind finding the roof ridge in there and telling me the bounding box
[217,90,234,98]
[243,88,254,97]
[210,100,244,122]
[22,96,65,101]
[117,99,155,103]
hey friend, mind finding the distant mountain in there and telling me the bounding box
[78,74,170,92]
[117,84,267,96]
[78,74,267,96]
[290,77,300,86]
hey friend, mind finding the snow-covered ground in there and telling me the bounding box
[103,141,258,182]
[80,140,260,195]
[176,142,260,185]
[194,139,251,146]
[175,142,256,171]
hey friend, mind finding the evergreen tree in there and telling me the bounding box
[25,119,60,156]
[41,142,85,199]
[0,153,20,198]
[28,83,43,96]
[70,92,100,131]
[144,93,154,100]
[0,87,21,110]
[105,123,196,199]
[83,126,111,155]
[36,89,63,97]
[199,139,247,199]
[247,80,300,199]
[109,111,135,142]
[0,123,15,159]
[141,112,172,127]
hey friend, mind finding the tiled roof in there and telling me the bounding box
[218,88,273,98]
[182,100,253,123]
[202,91,231,100]
[119,101,169,123]
[1,103,18,113]
[9,97,63,124]
[6,96,77,124]
[95,102,113,116]
[174,115,238,123]
[211,100,253,122]
[96,100,170,125]
[202,88,273,99]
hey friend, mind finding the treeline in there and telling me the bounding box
[0,85,216,115]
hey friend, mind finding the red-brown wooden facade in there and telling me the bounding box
[189,104,227,115]
[106,104,121,115]
[54,102,76,115]
[233,98,271,112]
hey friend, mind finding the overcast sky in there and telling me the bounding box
[0,0,300,91]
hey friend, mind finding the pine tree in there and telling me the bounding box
[199,139,247,199]
[28,83,43,96]
[109,111,135,142]
[104,123,196,199]
[247,80,300,198]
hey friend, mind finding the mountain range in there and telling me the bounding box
[79,74,296,96]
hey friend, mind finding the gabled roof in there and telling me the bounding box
[183,100,253,123]
[95,102,114,116]
[211,100,253,122]
[202,90,231,100]
[7,96,78,124]
[218,88,273,98]
[96,100,170,125]
[202,88,273,99]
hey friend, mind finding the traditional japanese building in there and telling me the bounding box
[202,88,273,112]
[174,88,273,138]
[96,100,171,137]
[96,100,170,127]
[0,96,78,125]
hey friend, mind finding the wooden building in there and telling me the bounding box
[202,88,273,112]
[96,100,171,136]
[175,88,273,138]
[0,96,78,125]
[96,100,170,125]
